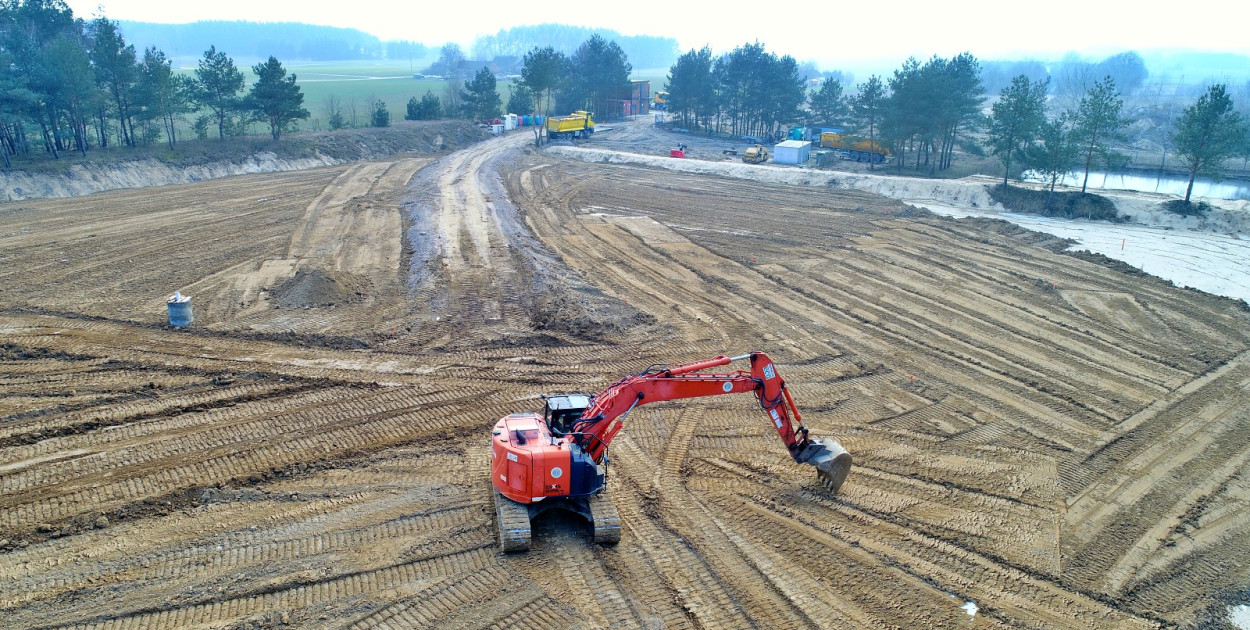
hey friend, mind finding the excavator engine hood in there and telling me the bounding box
[492,414,604,505]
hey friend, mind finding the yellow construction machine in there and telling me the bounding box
[742,144,769,164]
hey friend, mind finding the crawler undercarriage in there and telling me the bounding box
[494,488,621,552]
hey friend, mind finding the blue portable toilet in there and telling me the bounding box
[167,291,193,327]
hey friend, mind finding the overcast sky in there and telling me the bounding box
[64,0,1249,69]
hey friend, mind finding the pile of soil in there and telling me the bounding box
[527,287,658,340]
[272,268,371,309]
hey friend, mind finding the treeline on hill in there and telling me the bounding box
[0,1,322,166]
[115,21,424,62]
[666,44,1250,215]
[518,37,631,122]
[470,24,677,70]
[664,45,983,176]
[410,35,633,129]
[0,0,641,166]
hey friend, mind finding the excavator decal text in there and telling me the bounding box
[763,364,776,380]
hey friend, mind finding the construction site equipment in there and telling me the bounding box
[167,291,192,327]
[773,140,811,165]
[546,111,595,140]
[819,132,890,163]
[652,91,669,110]
[742,144,770,164]
[670,143,687,158]
[490,352,852,551]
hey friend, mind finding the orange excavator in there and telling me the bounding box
[490,352,852,551]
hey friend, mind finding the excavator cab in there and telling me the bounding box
[543,394,589,436]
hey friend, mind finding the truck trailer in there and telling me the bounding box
[819,132,890,163]
[547,111,595,140]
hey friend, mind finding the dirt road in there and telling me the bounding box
[2,119,1248,628]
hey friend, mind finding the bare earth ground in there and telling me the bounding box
[2,119,1249,629]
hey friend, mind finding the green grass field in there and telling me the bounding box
[164,59,667,136]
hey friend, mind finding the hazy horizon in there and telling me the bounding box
[63,0,1250,72]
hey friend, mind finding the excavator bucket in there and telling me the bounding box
[797,438,852,494]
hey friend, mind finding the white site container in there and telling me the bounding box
[773,139,811,165]
[504,114,518,130]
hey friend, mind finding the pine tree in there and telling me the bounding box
[460,66,502,121]
[988,75,1050,185]
[135,47,193,150]
[850,76,886,170]
[521,46,567,119]
[808,77,846,127]
[193,46,245,140]
[1025,112,1078,198]
[370,99,390,127]
[508,84,534,115]
[89,18,138,147]
[1072,77,1125,193]
[568,35,631,121]
[1173,84,1247,203]
[246,56,308,140]
[665,47,715,129]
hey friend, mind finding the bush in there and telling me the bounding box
[193,115,212,140]
[370,100,390,127]
[987,184,1120,221]
[1161,200,1212,217]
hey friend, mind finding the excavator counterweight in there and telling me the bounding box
[489,352,851,551]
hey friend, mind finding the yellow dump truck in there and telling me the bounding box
[652,91,669,110]
[819,132,890,163]
[547,111,595,140]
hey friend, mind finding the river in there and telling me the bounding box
[1025,170,1250,201]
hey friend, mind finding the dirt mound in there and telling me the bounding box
[272,268,371,309]
[528,288,659,340]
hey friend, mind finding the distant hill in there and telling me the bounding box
[1138,50,1250,84]
[114,20,682,70]
[116,21,424,64]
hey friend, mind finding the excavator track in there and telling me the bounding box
[494,488,532,552]
[588,491,621,545]
[494,488,620,551]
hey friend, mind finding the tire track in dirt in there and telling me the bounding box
[4,121,1250,628]
[0,168,338,322]
[35,547,498,630]
[0,386,517,535]
[1060,352,1250,596]
[406,133,534,335]
[612,434,824,628]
